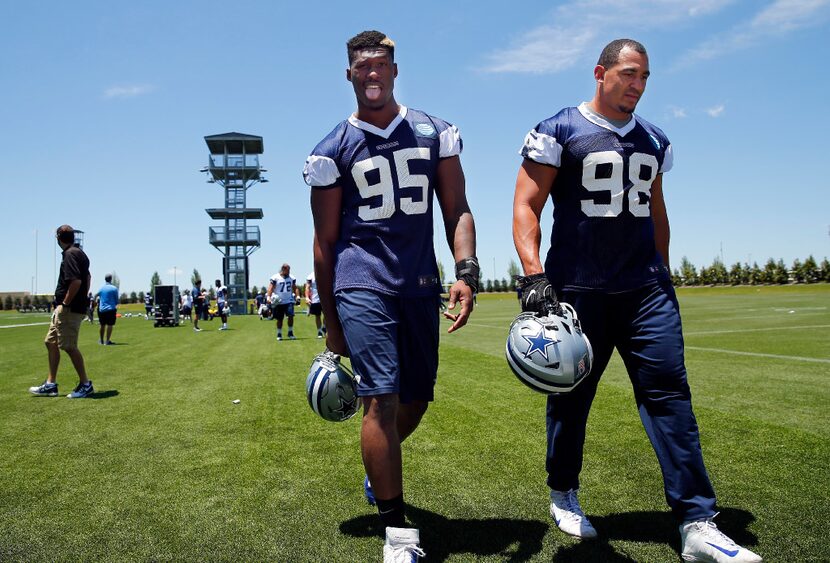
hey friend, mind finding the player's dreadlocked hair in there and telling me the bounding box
[597,39,647,69]
[347,30,395,64]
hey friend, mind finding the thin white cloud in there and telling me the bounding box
[670,106,689,118]
[706,104,726,117]
[481,0,736,74]
[484,27,596,74]
[677,0,830,66]
[103,84,155,99]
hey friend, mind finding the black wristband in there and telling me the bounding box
[455,256,480,294]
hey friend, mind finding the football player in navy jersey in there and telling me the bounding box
[305,30,477,562]
[512,39,761,563]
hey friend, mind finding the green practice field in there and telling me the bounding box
[1,285,828,562]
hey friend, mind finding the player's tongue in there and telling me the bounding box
[365,85,382,101]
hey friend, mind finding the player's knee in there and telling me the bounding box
[634,367,691,403]
[363,395,399,426]
[404,400,429,419]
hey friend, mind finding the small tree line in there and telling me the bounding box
[472,255,830,293]
[6,255,826,310]
[0,291,151,311]
[673,255,829,286]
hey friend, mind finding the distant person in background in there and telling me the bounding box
[181,289,193,323]
[144,291,153,320]
[96,273,119,345]
[215,279,229,330]
[86,292,95,323]
[192,279,204,332]
[29,224,94,399]
[202,289,211,321]
[255,288,269,319]
[267,263,299,341]
[305,271,325,339]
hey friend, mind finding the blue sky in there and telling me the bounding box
[3,0,829,294]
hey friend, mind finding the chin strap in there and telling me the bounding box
[455,256,480,294]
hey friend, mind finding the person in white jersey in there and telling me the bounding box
[215,279,229,330]
[305,271,326,339]
[267,263,300,341]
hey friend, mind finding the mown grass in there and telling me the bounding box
[0,285,827,561]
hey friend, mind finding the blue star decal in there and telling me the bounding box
[522,327,556,361]
[332,386,359,418]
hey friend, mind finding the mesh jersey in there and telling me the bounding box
[216,285,227,304]
[306,273,320,304]
[303,106,462,297]
[521,103,673,292]
[270,274,296,303]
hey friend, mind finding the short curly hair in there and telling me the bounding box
[347,30,395,64]
[597,39,647,69]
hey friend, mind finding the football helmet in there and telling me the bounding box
[505,303,593,394]
[306,350,361,422]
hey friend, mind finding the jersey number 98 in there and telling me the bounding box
[581,151,658,218]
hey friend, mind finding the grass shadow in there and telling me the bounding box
[340,505,547,562]
[89,390,120,399]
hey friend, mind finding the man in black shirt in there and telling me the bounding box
[29,225,94,399]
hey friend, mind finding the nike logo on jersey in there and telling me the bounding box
[706,542,739,557]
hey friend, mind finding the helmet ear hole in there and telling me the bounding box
[306,352,361,422]
[505,304,593,394]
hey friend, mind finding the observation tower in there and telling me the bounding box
[201,133,267,314]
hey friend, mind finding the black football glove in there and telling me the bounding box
[516,273,560,315]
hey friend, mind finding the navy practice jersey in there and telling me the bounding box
[304,106,462,297]
[521,103,673,292]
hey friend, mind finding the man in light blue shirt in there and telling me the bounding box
[96,274,119,345]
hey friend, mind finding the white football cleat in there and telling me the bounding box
[550,488,597,539]
[384,527,425,562]
[680,518,762,562]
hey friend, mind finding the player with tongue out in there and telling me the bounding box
[303,30,478,562]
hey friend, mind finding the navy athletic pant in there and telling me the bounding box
[546,279,716,521]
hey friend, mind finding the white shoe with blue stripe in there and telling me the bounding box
[549,488,597,539]
[680,517,762,562]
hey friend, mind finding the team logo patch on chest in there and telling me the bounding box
[414,123,437,138]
